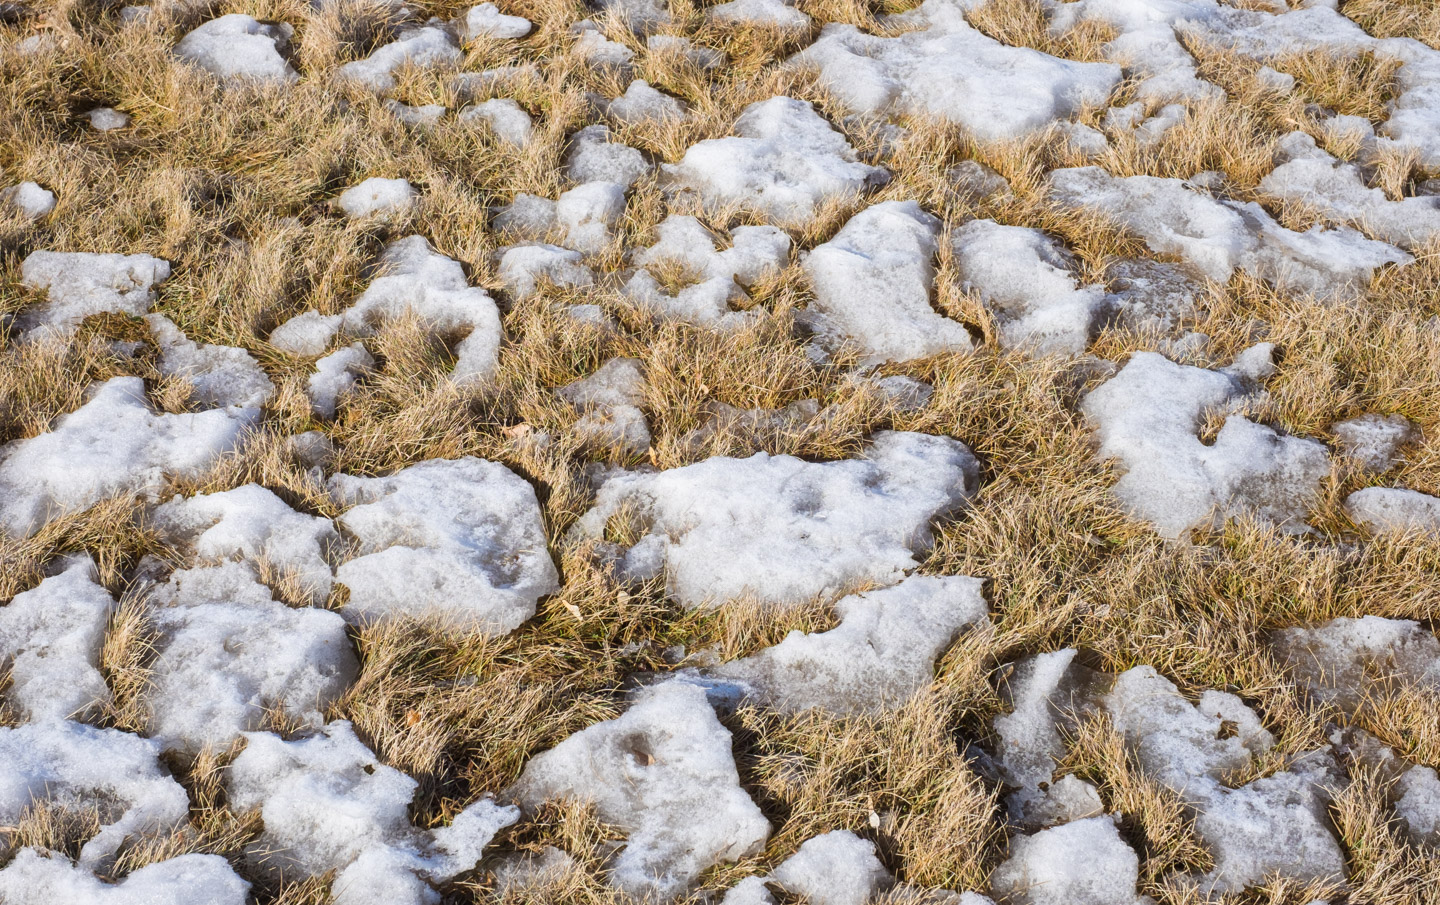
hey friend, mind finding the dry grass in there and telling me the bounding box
[0,0,1438,902]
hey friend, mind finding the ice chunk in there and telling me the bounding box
[662,96,887,228]
[1273,615,1440,712]
[229,720,519,904]
[951,220,1109,355]
[459,98,533,147]
[85,107,130,131]
[989,817,1147,905]
[1080,348,1330,538]
[269,310,341,356]
[607,79,689,125]
[801,201,972,365]
[625,214,790,328]
[1344,487,1440,536]
[338,24,461,94]
[1,181,55,218]
[329,457,559,631]
[150,483,338,602]
[338,177,419,219]
[309,342,374,418]
[0,377,248,537]
[146,314,274,410]
[701,575,988,714]
[0,849,249,904]
[793,4,1121,143]
[0,721,189,866]
[457,3,532,39]
[143,562,357,753]
[571,430,979,608]
[1051,166,1410,298]
[1105,259,1200,333]
[1330,414,1414,472]
[1260,138,1440,250]
[510,681,770,900]
[174,14,296,83]
[18,250,170,334]
[565,124,650,188]
[708,0,810,30]
[497,243,595,297]
[0,555,113,722]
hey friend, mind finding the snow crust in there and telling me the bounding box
[18,250,171,334]
[572,431,979,608]
[510,681,770,899]
[662,97,887,227]
[801,201,972,364]
[0,377,248,537]
[329,457,559,630]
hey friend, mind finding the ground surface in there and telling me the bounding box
[1,0,1440,903]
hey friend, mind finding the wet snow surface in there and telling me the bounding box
[4,0,1440,901]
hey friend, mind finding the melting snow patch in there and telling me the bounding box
[309,342,375,418]
[498,243,595,297]
[698,574,989,715]
[800,201,973,365]
[662,96,887,228]
[229,720,519,905]
[0,377,248,537]
[1330,414,1415,473]
[146,314,275,411]
[17,250,170,335]
[458,3,533,39]
[329,457,559,631]
[459,98,534,146]
[625,214,790,328]
[143,562,357,753]
[572,430,979,608]
[1,181,55,219]
[990,816,1148,905]
[1080,346,1330,538]
[607,79,690,125]
[174,14,297,83]
[951,219,1109,355]
[721,831,890,905]
[0,555,113,722]
[793,0,1121,143]
[338,24,461,94]
[1344,487,1440,536]
[707,0,810,30]
[1273,615,1440,712]
[561,357,652,455]
[86,107,129,131]
[0,849,249,905]
[338,177,419,219]
[0,721,189,866]
[510,681,770,900]
[566,124,651,188]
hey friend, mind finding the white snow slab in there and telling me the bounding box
[0,555,113,722]
[0,377,249,538]
[699,574,988,714]
[339,177,419,219]
[510,681,770,900]
[1260,136,1440,250]
[174,14,296,83]
[625,214,790,328]
[572,431,979,608]
[271,236,502,386]
[229,720,519,905]
[328,457,559,631]
[0,849,249,905]
[801,201,973,365]
[1344,487,1440,536]
[497,243,595,297]
[143,562,357,754]
[1080,347,1330,538]
[1,181,55,219]
[0,720,189,866]
[951,219,1109,355]
[309,342,374,418]
[146,314,275,411]
[793,0,1121,142]
[1050,166,1411,298]
[18,250,171,335]
[1273,615,1440,712]
[151,483,338,603]
[990,817,1148,905]
[662,96,888,228]
[459,98,534,147]
[457,2,532,39]
[338,24,461,94]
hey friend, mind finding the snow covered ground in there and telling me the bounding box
[1,0,1439,902]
